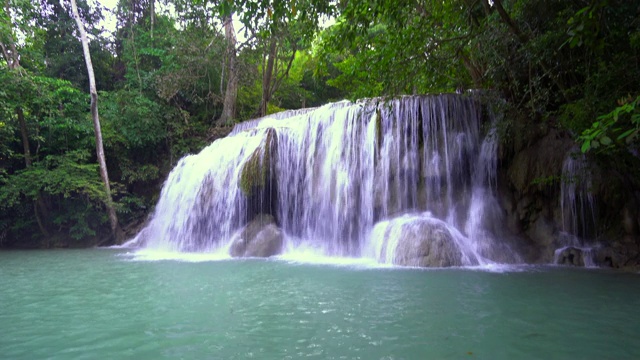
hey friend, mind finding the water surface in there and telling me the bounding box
[1,249,639,359]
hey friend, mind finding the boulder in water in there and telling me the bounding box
[371,214,467,267]
[230,214,284,257]
[593,246,625,268]
[555,246,586,266]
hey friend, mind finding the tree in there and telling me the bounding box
[0,69,115,247]
[65,0,121,242]
[231,0,334,116]
[0,1,22,71]
[218,11,238,124]
[1,1,29,165]
[0,0,55,238]
[39,0,114,91]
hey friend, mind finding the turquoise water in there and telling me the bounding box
[1,249,639,359]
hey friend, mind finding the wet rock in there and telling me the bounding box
[527,216,558,263]
[239,128,277,196]
[372,214,465,267]
[555,247,586,266]
[593,246,633,268]
[508,129,573,196]
[230,214,284,258]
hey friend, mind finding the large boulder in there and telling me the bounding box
[593,246,631,268]
[230,214,284,258]
[371,214,469,267]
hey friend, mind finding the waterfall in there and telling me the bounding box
[560,153,597,239]
[132,95,519,266]
[554,151,598,266]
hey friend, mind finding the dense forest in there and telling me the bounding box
[1,0,639,248]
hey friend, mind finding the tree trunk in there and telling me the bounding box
[459,51,483,88]
[218,14,238,125]
[16,107,31,167]
[18,106,51,239]
[1,1,21,70]
[492,0,527,43]
[3,2,52,239]
[259,39,278,117]
[489,0,569,101]
[150,0,155,39]
[68,0,121,243]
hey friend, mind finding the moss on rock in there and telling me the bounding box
[239,128,277,195]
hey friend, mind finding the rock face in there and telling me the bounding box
[230,214,284,258]
[372,214,466,267]
[498,122,640,267]
[555,247,587,266]
[239,128,277,196]
[501,128,575,262]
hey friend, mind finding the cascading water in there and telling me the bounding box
[131,95,519,266]
[554,151,598,266]
[561,152,597,239]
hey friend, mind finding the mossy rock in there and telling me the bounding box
[239,128,277,195]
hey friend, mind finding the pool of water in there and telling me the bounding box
[1,249,639,359]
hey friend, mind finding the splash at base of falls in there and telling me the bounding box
[127,249,233,262]
[130,95,521,267]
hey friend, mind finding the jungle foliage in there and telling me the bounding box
[1,0,639,247]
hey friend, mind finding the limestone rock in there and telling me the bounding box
[555,246,586,266]
[394,225,463,267]
[230,214,284,258]
[507,129,573,196]
[372,214,465,267]
[594,247,625,268]
[239,128,277,196]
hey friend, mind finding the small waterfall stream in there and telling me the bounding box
[554,152,598,266]
[132,95,521,266]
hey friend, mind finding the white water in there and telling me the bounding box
[561,152,597,239]
[132,95,520,266]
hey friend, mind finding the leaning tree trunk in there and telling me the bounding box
[218,13,238,125]
[2,3,27,164]
[0,1,21,70]
[68,0,121,243]
[485,0,568,100]
[150,0,155,39]
[259,38,278,117]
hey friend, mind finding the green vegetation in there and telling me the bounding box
[1,0,639,247]
[580,95,640,153]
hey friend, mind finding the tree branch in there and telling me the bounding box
[272,43,297,96]
[492,0,528,43]
[0,42,10,65]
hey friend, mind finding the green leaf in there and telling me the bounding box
[600,136,612,145]
[617,128,636,140]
